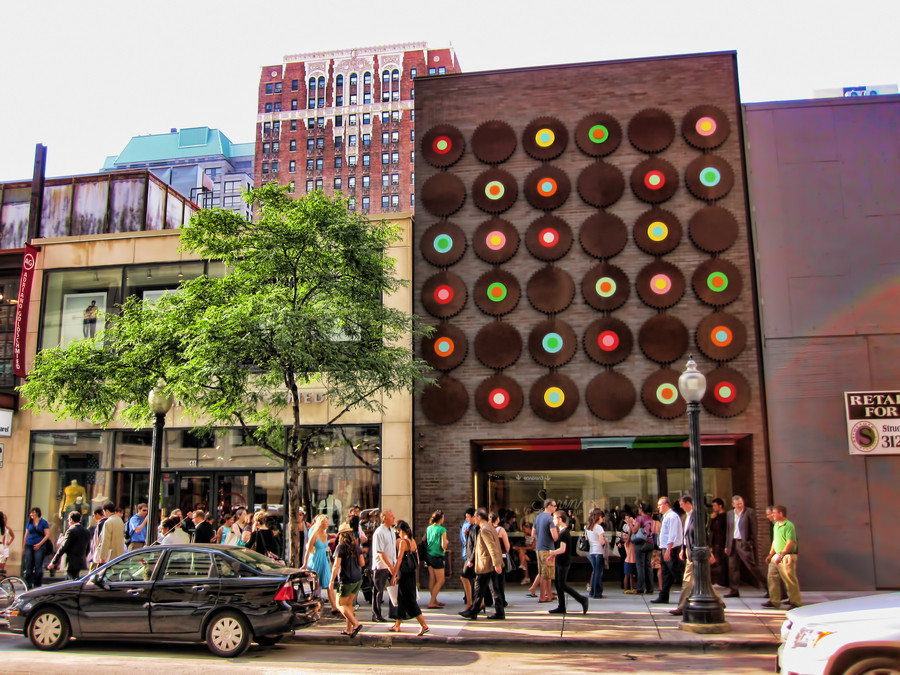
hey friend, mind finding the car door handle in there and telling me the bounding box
[126,589,143,596]
[192,585,208,592]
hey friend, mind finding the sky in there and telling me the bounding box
[0,0,896,182]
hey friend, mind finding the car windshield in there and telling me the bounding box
[225,548,287,572]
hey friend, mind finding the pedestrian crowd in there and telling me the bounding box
[3,492,802,624]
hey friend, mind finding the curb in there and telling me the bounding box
[287,632,779,653]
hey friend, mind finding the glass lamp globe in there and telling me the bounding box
[678,355,707,403]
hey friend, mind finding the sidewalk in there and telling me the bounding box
[289,585,878,652]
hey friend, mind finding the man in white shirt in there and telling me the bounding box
[371,509,396,622]
[651,496,682,604]
[160,516,191,545]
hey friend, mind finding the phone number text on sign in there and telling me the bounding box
[845,391,900,455]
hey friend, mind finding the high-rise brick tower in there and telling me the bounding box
[255,42,461,214]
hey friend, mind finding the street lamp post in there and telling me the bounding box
[147,379,174,546]
[678,356,729,632]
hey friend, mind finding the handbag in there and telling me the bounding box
[387,582,399,606]
[630,526,647,545]
[577,534,590,552]
[400,548,418,575]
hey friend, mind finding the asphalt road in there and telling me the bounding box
[0,632,777,674]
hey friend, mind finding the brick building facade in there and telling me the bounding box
[255,42,460,214]
[413,53,770,566]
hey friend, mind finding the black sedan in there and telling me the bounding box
[3,544,320,658]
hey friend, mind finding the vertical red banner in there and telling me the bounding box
[13,244,39,377]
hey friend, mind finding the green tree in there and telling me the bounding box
[20,185,429,566]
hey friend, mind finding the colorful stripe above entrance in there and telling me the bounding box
[478,434,748,452]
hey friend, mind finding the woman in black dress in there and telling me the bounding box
[247,510,279,559]
[389,520,429,636]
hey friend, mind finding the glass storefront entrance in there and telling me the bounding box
[26,423,383,545]
[479,434,751,535]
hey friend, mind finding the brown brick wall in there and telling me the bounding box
[413,53,770,556]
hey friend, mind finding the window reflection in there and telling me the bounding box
[488,469,659,533]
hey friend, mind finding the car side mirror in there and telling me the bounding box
[92,572,110,590]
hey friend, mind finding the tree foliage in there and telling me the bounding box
[20,185,430,566]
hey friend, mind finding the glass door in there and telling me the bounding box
[213,473,251,520]
[177,474,212,515]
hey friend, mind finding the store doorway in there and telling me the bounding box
[160,472,252,520]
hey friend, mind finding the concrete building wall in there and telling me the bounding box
[745,95,900,589]
[5,215,414,574]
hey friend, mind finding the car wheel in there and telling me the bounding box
[255,634,284,646]
[206,611,251,658]
[843,655,900,675]
[27,607,71,651]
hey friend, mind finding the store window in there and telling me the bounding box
[487,469,659,532]
[28,424,380,544]
[39,263,206,351]
[29,430,114,544]
[0,276,20,388]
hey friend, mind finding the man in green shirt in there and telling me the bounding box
[762,505,802,609]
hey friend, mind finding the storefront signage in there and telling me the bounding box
[0,409,11,437]
[513,473,551,481]
[845,390,900,455]
[13,243,39,377]
[296,392,326,404]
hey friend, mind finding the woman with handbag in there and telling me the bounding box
[0,511,15,577]
[330,523,364,638]
[23,507,51,589]
[584,508,605,599]
[246,510,279,560]
[388,520,429,636]
[304,514,340,616]
[634,503,655,595]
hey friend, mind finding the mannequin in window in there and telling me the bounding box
[59,480,87,520]
[64,496,88,521]
[317,494,342,527]
[83,301,99,338]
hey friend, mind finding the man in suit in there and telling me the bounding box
[459,508,504,620]
[97,501,125,565]
[47,511,91,580]
[724,495,767,597]
[670,495,695,616]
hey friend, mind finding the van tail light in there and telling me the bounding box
[273,581,294,602]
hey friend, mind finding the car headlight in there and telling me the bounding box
[791,626,834,649]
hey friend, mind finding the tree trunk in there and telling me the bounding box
[287,458,302,567]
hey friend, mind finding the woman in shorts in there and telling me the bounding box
[330,522,364,637]
[424,510,448,608]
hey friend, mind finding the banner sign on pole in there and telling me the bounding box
[13,243,39,377]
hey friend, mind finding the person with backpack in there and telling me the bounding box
[633,503,655,595]
[127,503,149,550]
